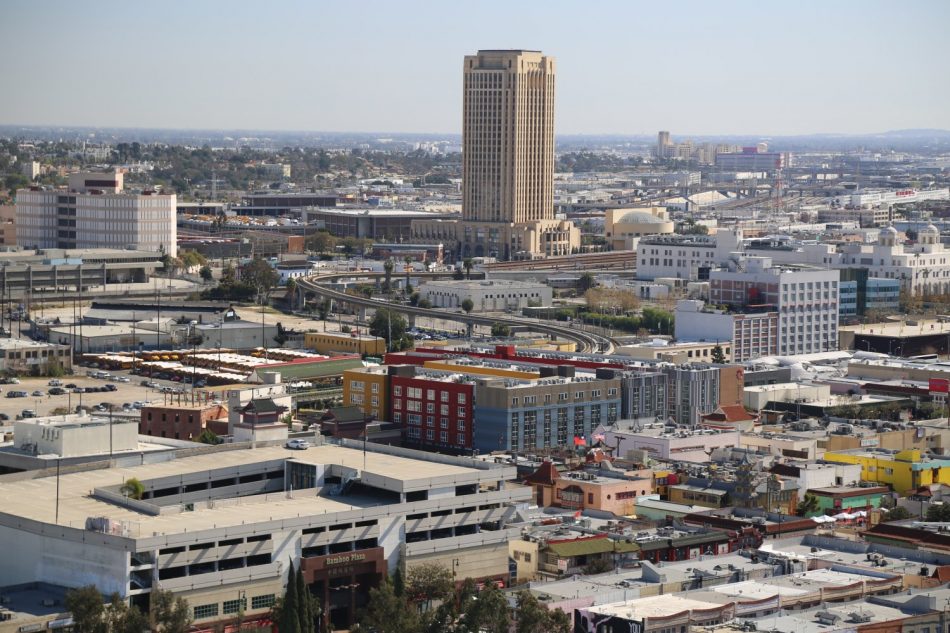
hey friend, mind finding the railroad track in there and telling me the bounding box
[297,271,614,354]
[483,250,636,271]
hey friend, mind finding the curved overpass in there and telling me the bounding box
[297,271,614,354]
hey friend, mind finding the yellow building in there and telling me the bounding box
[304,331,386,356]
[822,449,950,495]
[342,366,389,420]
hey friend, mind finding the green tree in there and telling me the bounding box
[418,298,432,309]
[370,309,409,350]
[280,562,302,633]
[149,588,192,633]
[274,322,289,346]
[241,257,281,299]
[195,429,219,445]
[461,298,474,314]
[199,265,213,282]
[316,298,331,320]
[711,344,726,364]
[105,593,148,633]
[359,576,419,633]
[459,584,510,633]
[926,503,950,521]
[120,477,145,500]
[65,585,107,633]
[515,591,571,633]
[463,258,474,279]
[406,563,454,613]
[392,567,405,597]
[578,272,597,293]
[453,267,465,280]
[491,323,511,337]
[796,493,821,517]
[295,563,317,633]
[884,506,912,521]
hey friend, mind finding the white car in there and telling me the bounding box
[116,376,131,383]
[285,439,311,450]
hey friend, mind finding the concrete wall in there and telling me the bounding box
[0,524,129,595]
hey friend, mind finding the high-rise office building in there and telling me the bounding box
[16,170,177,255]
[412,50,578,260]
[657,130,671,158]
[462,50,555,224]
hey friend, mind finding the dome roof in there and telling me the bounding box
[922,224,939,234]
[618,210,671,224]
[882,226,899,235]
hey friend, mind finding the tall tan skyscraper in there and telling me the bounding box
[462,50,555,224]
[412,49,578,260]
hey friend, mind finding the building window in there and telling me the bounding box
[223,598,247,615]
[251,594,276,610]
[458,406,466,417]
[194,604,219,620]
[394,386,402,396]
[458,393,466,404]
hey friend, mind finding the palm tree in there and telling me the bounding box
[463,258,474,280]
[383,259,394,295]
[404,256,413,290]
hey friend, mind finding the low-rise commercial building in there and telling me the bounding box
[304,331,386,356]
[139,403,229,441]
[419,279,552,311]
[0,338,72,374]
[342,366,390,421]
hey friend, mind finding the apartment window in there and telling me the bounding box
[408,387,422,399]
[558,392,568,401]
[426,429,434,441]
[426,403,435,413]
[440,431,448,443]
[441,390,449,402]
[223,598,247,615]
[394,412,402,424]
[194,604,219,620]
[512,397,519,406]
[457,421,465,431]
[458,406,466,417]
[575,391,584,399]
[394,385,402,396]
[251,594,276,610]
[458,393,467,404]
[371,383,379,394]
[350,380,364,391]
[591,389,602,398]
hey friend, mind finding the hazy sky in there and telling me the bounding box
[3,0,948,136]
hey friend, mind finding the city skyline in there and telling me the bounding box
[2,0,949,136]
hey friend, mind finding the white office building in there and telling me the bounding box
[16,170,177,256]
[839,225,950,295]
[710,257,840,356]
[636,229,743,281]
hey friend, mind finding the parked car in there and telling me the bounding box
[285,439,311,450]
[194,380,207,388]
[31,390,44,397]
[5,391,27,398]
[48,379,63,387]
[0,413,9,421]
[20,409,36,419]
[48,387,66,395]
[65,383,77,389]
[122,402,133,409]
[104,384,117,391]
[116,376,130,383]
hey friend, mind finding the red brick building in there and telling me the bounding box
[139,403,228,441]
[388,366,475,454]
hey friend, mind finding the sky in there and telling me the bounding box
[2,0,949,137]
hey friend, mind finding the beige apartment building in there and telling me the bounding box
[16,170,177,256]
[412,50,579,260]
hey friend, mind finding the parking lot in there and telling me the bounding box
[0,368,224,422]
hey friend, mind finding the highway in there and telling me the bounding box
[296,271,615,354]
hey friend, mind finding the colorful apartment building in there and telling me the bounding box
[342,366,390,420]
[389,366,476,453]
[822,449,950,495]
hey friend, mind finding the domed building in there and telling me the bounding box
[842,223,950,296]
[604,207,675,250]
